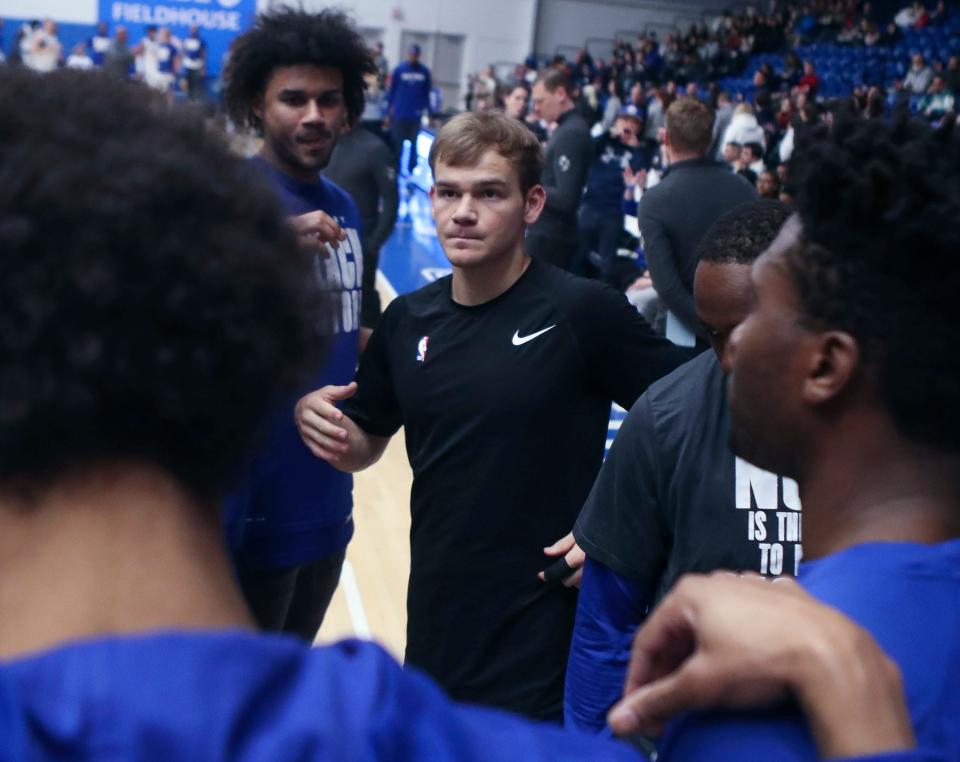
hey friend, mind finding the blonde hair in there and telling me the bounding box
[429,111,544,194]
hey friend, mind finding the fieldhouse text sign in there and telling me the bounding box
[100,0,256,74]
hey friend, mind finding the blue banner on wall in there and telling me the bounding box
[98,0,257,74]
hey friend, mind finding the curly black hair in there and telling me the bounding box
[0,68,325,500]
[698,199,791,266]
[789,115,960,452]
[224,6,376,131]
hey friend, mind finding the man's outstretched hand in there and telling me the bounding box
[295,383,358,464]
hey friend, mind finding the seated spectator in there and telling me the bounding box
[782,51,802,88]
[741,140,765,175]
[600,77,623,131]
[905,53,934,94]
[722,103,766,151]
[920,75,955,119]
[929,0,950,24]
[895,1,929,28]
[500,82,530,120]
[881,20,903,45]
[798,59,820,95]
[710,90,734,159]
[65,41,94,70]
[945,56,960,94]
[757,168,780,199]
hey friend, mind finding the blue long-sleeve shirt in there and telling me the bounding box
[387,61,432,121]
[565,558,652,733]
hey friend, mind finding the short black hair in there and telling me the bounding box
[0,68,325,500]
[790,116,960,452]
[743,141,764,159]
[698,199,791,266]
[224,6,376,131]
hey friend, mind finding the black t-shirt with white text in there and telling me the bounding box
[342,258,688,719]
[575,350,803,605]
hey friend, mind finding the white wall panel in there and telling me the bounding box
[0,0,97,23]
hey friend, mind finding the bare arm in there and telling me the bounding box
[295,383,390,472]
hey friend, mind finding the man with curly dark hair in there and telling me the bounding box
[222,6,379,642]
[644,117,960,761]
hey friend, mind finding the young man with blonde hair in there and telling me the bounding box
[296,109,688,721]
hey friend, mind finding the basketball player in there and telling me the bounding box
[622,116,960,760]
[565,200,797,732]
[0,67,926,762]
[295,110,690,721]
[221,8,375,641]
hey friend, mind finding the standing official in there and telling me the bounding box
[526,69,593,270]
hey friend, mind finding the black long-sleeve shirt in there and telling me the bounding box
[530,109,593,237]
[324,127,399,253]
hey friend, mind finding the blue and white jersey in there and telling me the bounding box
[181,35,205,71]
[225,157,363,568]
[88,33,111,66]
[156,42,177,74]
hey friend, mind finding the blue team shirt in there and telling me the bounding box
[0,630,944,761]
[0,631,641,761]
[657,539,960,761]
[387,61,432,121]
[156,42,177,74]
[88,34,111,67]
[224,157,362,568]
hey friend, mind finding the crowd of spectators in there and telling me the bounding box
[452,0,958,302]
[2,18,208,99]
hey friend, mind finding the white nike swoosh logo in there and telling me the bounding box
[512,325,557,346]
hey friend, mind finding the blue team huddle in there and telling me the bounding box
[0,4,957,762]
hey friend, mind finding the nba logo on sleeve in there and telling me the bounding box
[416,336,429,363]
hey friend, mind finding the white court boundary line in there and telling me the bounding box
[335,269,399,641]
[376,269,398,307]
[339,560,371,639]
